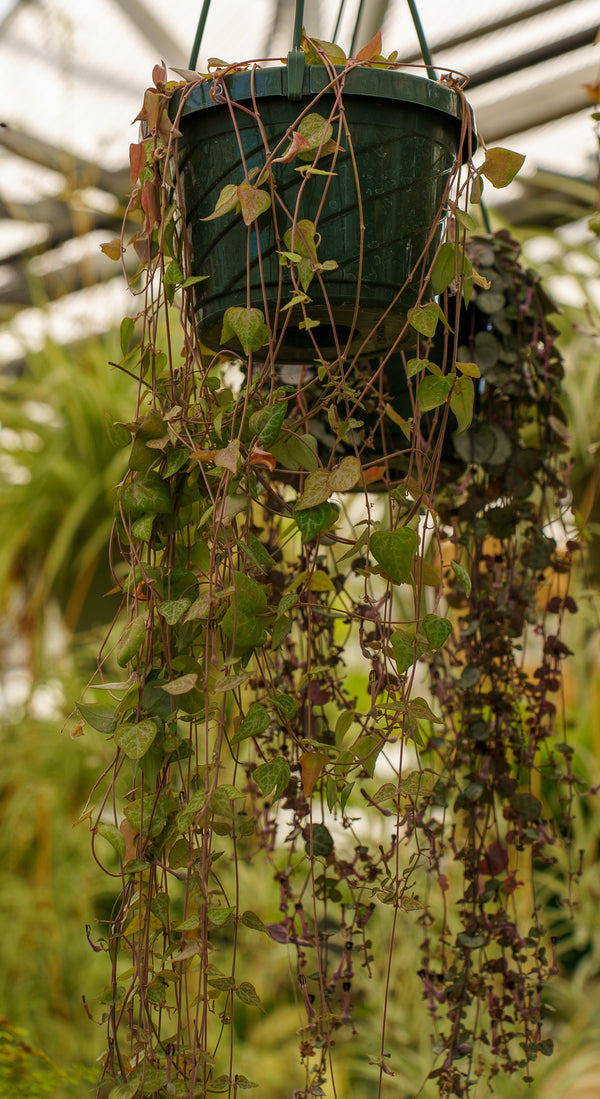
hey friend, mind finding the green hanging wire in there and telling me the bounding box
[480,202,492,233]
[406,0,436,79]
[189,0,438,74]
[349,0,366,55]
[189,0,212,69]
[332,0,348,41]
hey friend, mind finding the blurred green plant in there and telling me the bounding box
[517,227,600,585]
[0,331,135,1096]
[0,676,115,1096]
[0,334,133,640]
[0,1014,95,1099]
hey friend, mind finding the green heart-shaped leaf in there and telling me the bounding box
[480,147,525,188]
[422,613,452,650]
[370,529,418,584]
[115,719,158,760]
[293,502,338,541]
[418,375,453,412]
[76,702,117,735]
[450,375,475,434]
[254,757,290,800]
[391,630,428,673]
[236,182,271,225]
[231,703,271,745]
[221,307,269,354]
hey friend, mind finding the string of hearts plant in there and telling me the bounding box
[82,31,579,1099]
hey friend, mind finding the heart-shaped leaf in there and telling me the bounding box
[158,599,191,625]
[120,475,172,516]
[115,615,147,663]
[422,613,452,650]
[116,719,158,760]
[407,697,443,724]
[418,375,453,412]
[356,30,382,62]
[451,560,472,597]
[296,456,360,510]
[160,673,199,695]
[271,430,319,471]
[391,630,428,673]
[254,757,290,800]
[295,469,331,509]
[221,607,266,651]
[300,752,328,798]
[409,302,444,338]
[251,401,288,447]
[481,147,525,188]
[301,34,347,66]
[221,307,269,354]
[297,113,333,151]
[304,822,334,856]
[330,455,361,491]
[108,1082,139,1099]
[131,514,154,542]
[430,242,459,295]
[214,439,240,473]
[202,183,239,221]
[235,981,264,1009]
[151,891,170,926]
[97,822,126,859]
[236,182,271,226]
[231,703,270,745]
[275,130,312,163]
[241,909,267,934]
[212,670,251,692]
[450,375,475,434]
[274,692,300,720]
[406,357,430,378]
[370,529,418,584]
[76,702,117,735]
[101,237,123,261]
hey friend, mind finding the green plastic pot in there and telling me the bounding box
[175,65,473,361]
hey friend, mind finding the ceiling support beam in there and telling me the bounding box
[0,126,130,198]
[404,0,581,62]
[110,0,185,65]
[468,25,598,88]
[473,61,598,144]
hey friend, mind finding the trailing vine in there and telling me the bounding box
[420,231,578,1093]
[81,34,577,1099]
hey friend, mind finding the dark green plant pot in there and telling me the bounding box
[175,66,473,361]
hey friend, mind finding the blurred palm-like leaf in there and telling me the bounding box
[0,335,132,637]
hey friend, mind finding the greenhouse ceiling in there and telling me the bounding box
[0,0,599,357]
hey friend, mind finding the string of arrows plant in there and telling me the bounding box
[84,32,579,1099]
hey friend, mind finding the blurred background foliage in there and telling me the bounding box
[1,220,600,1098]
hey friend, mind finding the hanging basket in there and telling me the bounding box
[175,64,474,361]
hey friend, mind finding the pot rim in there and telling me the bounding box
[175,64,474,134]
